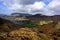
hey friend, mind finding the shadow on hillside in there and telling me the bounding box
[0,18,25,32]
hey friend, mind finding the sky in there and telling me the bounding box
[0,0,60,16]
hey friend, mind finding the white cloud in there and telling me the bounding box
[47,0,60,15]
[0,0,47,15]
[9,3,22,10]
[31,2,45,10]
[6,1,45,14]
[1,0,60,16]
[48,0,60,8]
[31,0,60,16]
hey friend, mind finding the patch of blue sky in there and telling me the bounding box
[0,1,12,15]
[44,0,52,5]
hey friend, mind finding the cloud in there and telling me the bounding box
[1,0,45,11]
[5,1,45,14]
[48,0,60,8]
[30,0,60,16]
[47,0,60,15]
[31,0,60,16]
[0,0,60,16]
[1,0,44,5]
[19,0,41,5]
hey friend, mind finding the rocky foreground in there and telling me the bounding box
[0,28,52,40]
[0,27,60,40]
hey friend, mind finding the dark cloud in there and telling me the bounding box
[20,0,44,5]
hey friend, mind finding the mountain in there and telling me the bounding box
[3,13,31,21]
[0,14,60,40]
[11,13,32,17]
[0,14,7,18]
[26,14,60,21]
